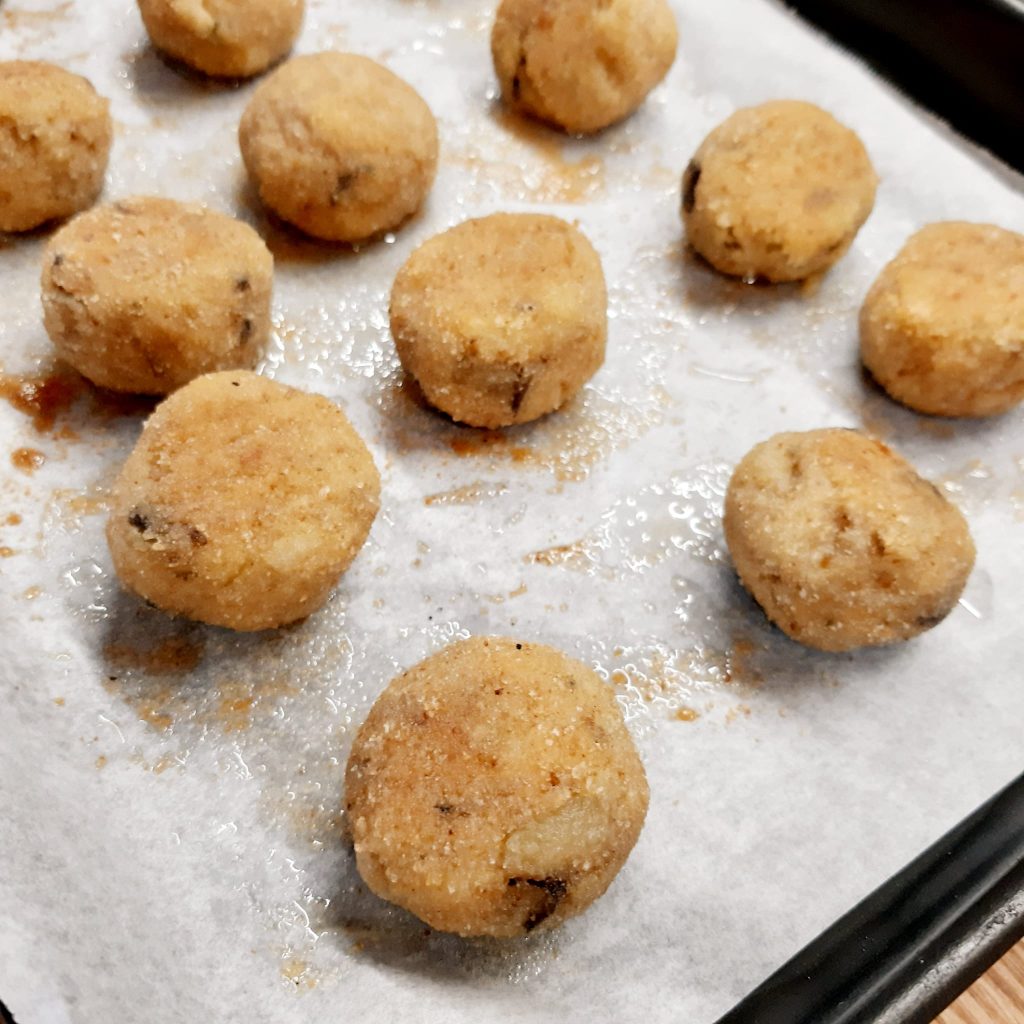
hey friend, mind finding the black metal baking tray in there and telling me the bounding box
[715,771,1024,1024]
[718,2,1024,1018]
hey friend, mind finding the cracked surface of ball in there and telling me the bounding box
[724,429,974,652]
[0,61,112,233]
[137,0,304,78]
[239,52,438,242]
[390,213,607,428]
[345,636,649,938]
[860,222,1024,418]
[682,100,877,282]
[107,371,380,631]
[491,0,677,134]
[41,197,272,394]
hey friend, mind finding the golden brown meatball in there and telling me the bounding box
[137,0,304,79]
[491,0,678,134]
[682,101,878,282]
[724,429,974,652]
[389,213,607,428]
[239,52,438,242]
[0,61,112,233]
[346,636,649,938]
[107,371,380,631]
[41,197,273,394]
[860,222,1024,418]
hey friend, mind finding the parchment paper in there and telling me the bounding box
[2,2,1023,1022]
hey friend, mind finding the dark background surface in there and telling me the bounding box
[787,0,1024,173]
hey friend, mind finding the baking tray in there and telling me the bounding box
[720,4,1024,1019]
[1,2,1023,1022]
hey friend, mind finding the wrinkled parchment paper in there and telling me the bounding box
[2,2,1023,1021]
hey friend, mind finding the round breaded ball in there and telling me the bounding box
[724,429,974,652]
[682,101,878,282]
[491,0,677,134]
[860,222,1024,418]
[107,371,380,631]
[239,52,438,242]
[41,197,272,394]
[390,213,607,428]
[0,61,112,233]
[345,636,648,938]
[137,0,304,79]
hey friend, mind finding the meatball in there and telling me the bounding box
[491,0,678,134]
[41,196,273,394]
[860,222,1024,417]
[107,371,380,631]
[345,636,649,938]
[239,52,438,242]
[723,429,975,652]
[389,213,607,428]
[0,61,112,233]
[137,0,304,79]
[682,100,878,282]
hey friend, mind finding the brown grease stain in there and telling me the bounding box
[443,106,606,204]
[140,705,174,731]
[218,688,255,733]
[444,430,568,478]
[445,431,533,465]
[5,513,23,526]
[151,754,179,775]
[725,704,753,724]
[0,363,153,433]
[526,541,591,571]
[104,635,207,677]
[60,488,110,519]
[382,375,660,483]
[281,957,317,989]
[448,431,508,456]
[609,662,674,701]
[105,661,298,737]
[0,365,83,432]
[2,2,72,22]
[0,547,14,558]
[95,755,107,769]
[423,480,509,507]
[723,637,763,687]
[11,447,45,473]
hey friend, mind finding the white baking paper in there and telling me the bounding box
[1,1,1023,1022]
